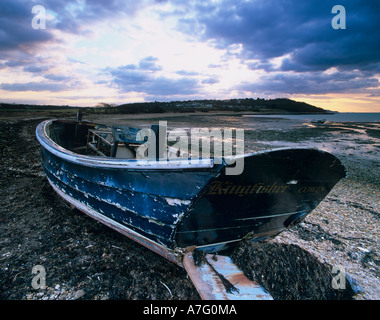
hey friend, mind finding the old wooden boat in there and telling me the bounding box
[36,119,346,270]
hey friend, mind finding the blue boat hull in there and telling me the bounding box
[36,119,346,266]
[39,146,221,248]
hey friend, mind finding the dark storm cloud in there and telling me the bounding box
[0,0,54,53]
[179,0,380,73]
[172,0,380,96]
[236,70,379,95]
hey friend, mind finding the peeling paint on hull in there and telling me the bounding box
[48,180,183,266]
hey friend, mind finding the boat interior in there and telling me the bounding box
[47,120,187,160]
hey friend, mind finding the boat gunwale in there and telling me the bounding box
[36,119,215,170]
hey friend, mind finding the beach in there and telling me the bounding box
[0,112,379,300]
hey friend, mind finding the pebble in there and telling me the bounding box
[74,289,85,300]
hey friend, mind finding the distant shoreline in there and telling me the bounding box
[0,109,333,121]
[0,97,329,116]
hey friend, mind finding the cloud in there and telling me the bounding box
[138,56,162,71]
[235,70,379,95]
[23,65,52,73]
[208,64,222,69]
[105,57,201,98]
[0,0,160,62]
[1,0,379,105]
[176,70,200,76]
[0,0,55,53]
[366,90,380,97]
[178,0,380,74]
[171,0,380,97]
[140,76,201,97]
[36,0,152,34]
[0,0,165,97]
[1,82,70,92]
[43,74,72,82]
[108,67,151,88]
[201,77,219,84]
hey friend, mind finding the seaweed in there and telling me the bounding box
[231,240,355,300]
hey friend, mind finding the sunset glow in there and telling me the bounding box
[1,0,379,112]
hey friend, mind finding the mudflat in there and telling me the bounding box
[0,112,378,300]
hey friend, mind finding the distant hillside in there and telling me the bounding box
[0,98,327,115]
[0,103,74,110]
[86,98,327,114]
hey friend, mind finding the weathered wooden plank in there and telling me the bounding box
[183,252,273,300]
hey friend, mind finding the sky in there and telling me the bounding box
[0,0,380,112]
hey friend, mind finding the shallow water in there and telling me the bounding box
[244,112,380,122]
[112,113,380,162]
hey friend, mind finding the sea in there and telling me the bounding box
[103,111,380,161]
[243,112,380,122]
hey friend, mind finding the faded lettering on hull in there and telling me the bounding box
[207,181,327,196]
